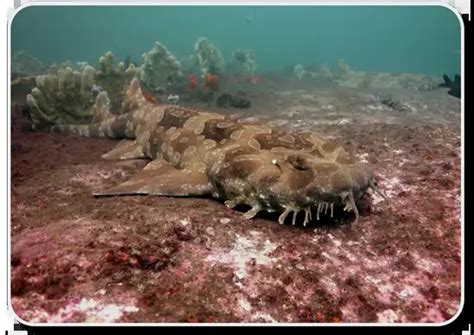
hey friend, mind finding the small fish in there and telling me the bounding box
[187,74,198,91]
[142,91,160,104]
[203,73,219,91]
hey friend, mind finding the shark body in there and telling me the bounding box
[52,79,381,225]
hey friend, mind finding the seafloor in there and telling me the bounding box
[10,76,461,323]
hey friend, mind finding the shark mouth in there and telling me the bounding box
[270,180,389,226]
[224,179,388,226]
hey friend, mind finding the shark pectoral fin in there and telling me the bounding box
[102,140,146,160]
[93,159,213,197]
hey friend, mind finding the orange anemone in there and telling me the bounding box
[203,73,219,91]
[142,91,159,104]
[187,74,198,91]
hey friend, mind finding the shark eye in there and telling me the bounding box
[271,159,282,171]
[287,155,310,171]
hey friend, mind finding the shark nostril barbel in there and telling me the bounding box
[348,191,359,222]
[369,179,390,206]
[278,207,293,225]
[242,204,261,219]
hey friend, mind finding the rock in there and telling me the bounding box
[231,97,250,109]
[216,93,233,108]
[216,93,251,109]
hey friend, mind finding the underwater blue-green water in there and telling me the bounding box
[11,5,461,76]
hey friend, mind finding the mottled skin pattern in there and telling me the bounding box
[52,79,382,225]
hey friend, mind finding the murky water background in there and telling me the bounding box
[12,5,460,75]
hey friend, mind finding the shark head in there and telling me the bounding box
[208,139,381,226]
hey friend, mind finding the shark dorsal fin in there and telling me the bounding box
[121,78,148,113]
[91,91,114,123]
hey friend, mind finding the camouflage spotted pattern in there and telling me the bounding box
[52,79,383,225]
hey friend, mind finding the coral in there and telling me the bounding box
[99,51,115,75]
[11,50,44,77]
[293,64,332,81]
[95,51,139,79]
[80,65,96,95]
[117,62,126,73]
[193,37,225,75]
[179,55,196,75]
[94,51,138,110]
[140,41,183,91]
[23,50,140,130]
[332,59,369,88]
[293,64,322,80]
[337,59,351,75]
[125,63,140,81]
[48,60,75,75]
[318,64,334,80]
[232,49,257,75]
[76,61,89,70]
[22,51,139,129]
[25,66,97,129]
[293,64,307,80]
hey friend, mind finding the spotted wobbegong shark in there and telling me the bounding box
[50,78,386,226]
